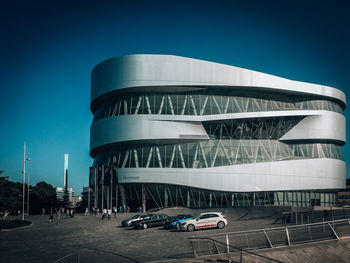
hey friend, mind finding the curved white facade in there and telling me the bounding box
[90,54,346,210]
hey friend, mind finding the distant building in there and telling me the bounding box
[56,187,74,202]
[71,196,82,207]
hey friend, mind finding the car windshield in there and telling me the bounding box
[132,215,141,219]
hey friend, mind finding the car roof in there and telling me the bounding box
[199,212,222,215]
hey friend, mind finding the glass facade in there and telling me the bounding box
[93,117,343,168]
[94,141,343,169]
[87,181,338,211]
[93,92,343,121]
[91,93,344,210]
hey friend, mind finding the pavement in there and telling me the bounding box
[2,207,348,263]
[0,208,278,263]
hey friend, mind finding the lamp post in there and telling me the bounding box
[27,173,30,216]
[22,142,31,221]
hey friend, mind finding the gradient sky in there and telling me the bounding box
[1,0,349,194]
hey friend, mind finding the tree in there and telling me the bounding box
[0,178,22,213]
[0,178,58,215]
[30,181,58,214]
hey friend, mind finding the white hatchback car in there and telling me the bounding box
[180,212,228,231]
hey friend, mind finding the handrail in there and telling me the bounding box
[189,237,284,263]
[189,217,350,238]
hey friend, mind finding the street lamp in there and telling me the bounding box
[22,142,31,221]
[27,173,30,216]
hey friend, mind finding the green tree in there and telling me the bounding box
[30,181,58,214]
[0,178,22,213]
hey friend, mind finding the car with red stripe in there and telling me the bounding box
[179,212,227,231]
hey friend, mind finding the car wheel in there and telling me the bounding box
[217,221,225,229]
[187,224,195,232]
[142,223,148,229]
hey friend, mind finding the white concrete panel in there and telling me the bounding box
[118,158,346,192]
[90,109,344,154]
[91,55,346,109]
[90,115,209,152]
[280,111,346,143]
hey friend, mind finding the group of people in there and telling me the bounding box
[1,204,136,222]
[88,205,131,220]
[0,210,23,219]
[90,207,117,220]
[0,210,9,220]
[47,207,75,222]
[119,205,130,213]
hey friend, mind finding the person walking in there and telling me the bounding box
[57,208,61,222]
[3,210,9,220]
[49,208,53,223]
[101,208,107,220]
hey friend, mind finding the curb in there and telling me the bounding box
[0,221,33,232]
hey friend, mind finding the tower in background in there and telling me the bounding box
[64,154,68,192]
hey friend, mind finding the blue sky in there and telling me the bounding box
[1,0,349,194]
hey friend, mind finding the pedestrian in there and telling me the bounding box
[57,208,61,222]
[101,208,107,220]
[127,206,130,213]
[42,208,45,216]
[119,205,123,213]
[49,208,53,223]
[3,210,9,220]
[113,207,117,218]
[85,207,89,216]
[107,209,112,220]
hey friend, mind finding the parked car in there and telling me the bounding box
[121,214,146,227]
[180,212,227,231]
[164,214,194,229]
[134,214,168,229]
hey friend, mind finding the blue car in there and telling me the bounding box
[164,214,194,229]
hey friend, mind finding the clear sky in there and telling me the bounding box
[1,0,349,194]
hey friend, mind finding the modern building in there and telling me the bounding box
[338,179,350,206]
[81,186,95,209]
[89,54,346,211]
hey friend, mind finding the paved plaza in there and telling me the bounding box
[0,208,279,262]
[2,207,349,263]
